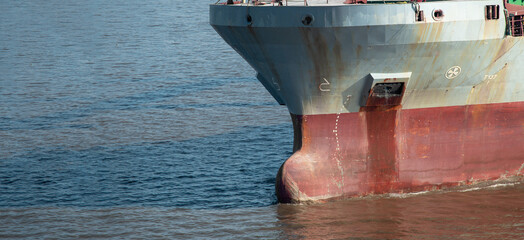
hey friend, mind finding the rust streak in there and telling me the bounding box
[300,28,332,93]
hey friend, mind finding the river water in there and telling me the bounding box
[0,0,523,239]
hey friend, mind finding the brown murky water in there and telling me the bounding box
[1,183,523,239]
[1,0,523,239]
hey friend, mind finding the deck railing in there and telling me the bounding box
[509,14,524,36]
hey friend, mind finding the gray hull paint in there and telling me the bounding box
[210,0,524,115]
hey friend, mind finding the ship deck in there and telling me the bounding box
[218,0,498,7]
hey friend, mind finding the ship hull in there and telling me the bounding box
[277,101,524,203]
[210,0,524,203]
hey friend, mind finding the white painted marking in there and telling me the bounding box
[319,78,330,92]
[332,95,353,152]
[484,74,497,80]
[445,66,461,79]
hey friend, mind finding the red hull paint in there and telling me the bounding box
[276,102,524,203]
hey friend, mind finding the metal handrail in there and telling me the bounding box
[511,16,524,36]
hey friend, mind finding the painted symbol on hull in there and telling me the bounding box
[319,78,330,92]
[484,74,497,80]
[445,66,462,79]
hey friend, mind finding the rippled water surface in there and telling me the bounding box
[1,0,523,239]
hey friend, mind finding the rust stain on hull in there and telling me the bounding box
[210,4,524,204]
[300,28,332,93]
[276,101,524,203]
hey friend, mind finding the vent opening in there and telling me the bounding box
[302,14,314,26]
[486,5,500,20]
[432,9,444,21]
[416,10,425,22]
